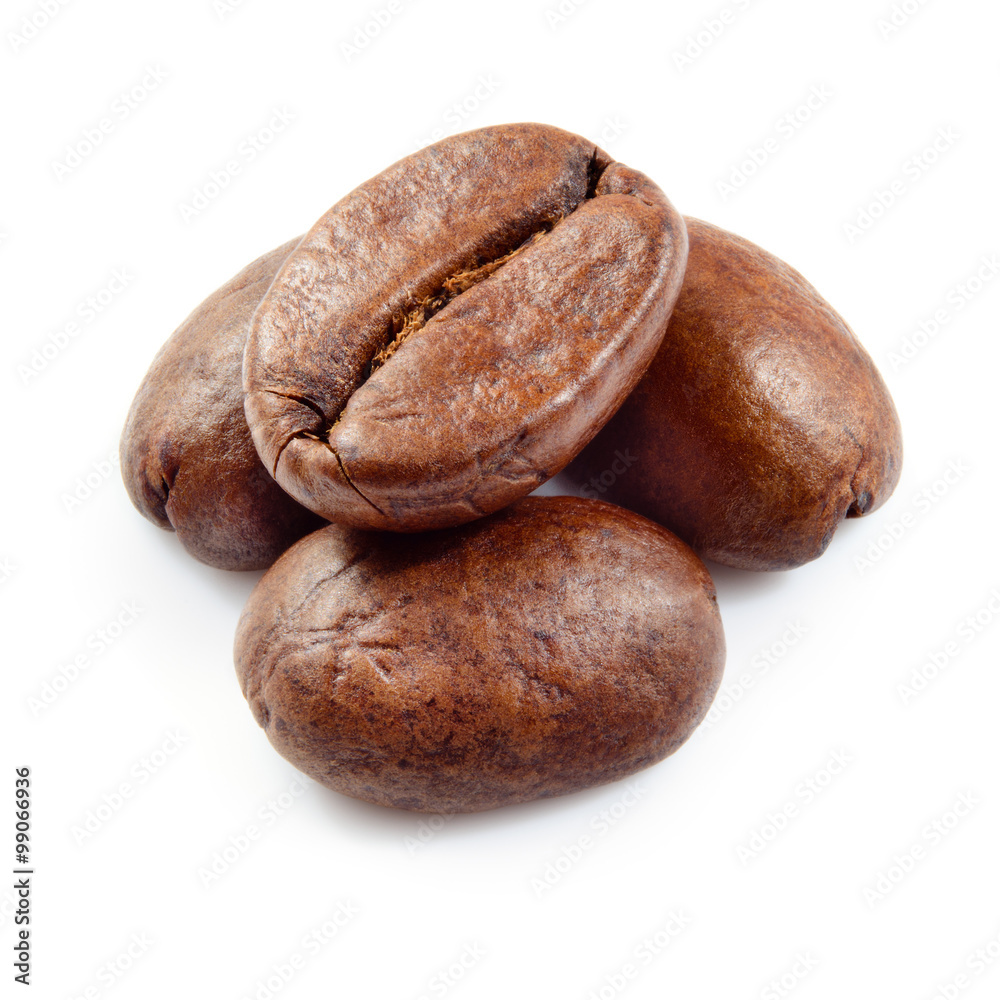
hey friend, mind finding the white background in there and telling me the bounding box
[3,0,999,997]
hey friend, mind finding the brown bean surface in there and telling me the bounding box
[234,496,725,813]
[120,239,323,571]
[244,123,688,532]
[566,217,904,571]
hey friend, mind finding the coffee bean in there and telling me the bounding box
[234,496,725,813]
[244,123,687,532]
[121,239,323,570]
[566,217,903,570]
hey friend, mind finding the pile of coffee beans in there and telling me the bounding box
[121,123,902,813]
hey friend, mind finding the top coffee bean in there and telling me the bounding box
[243,123,687,531]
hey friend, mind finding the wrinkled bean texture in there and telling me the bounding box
[234,497,725,813]
[567,218,904,571]
[244,123,688,533]
[121,240,323,571]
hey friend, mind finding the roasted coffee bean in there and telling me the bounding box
[567,217,903,570]
[121,239,324,571]
[234,496,725,813]
[244,123,688,532]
